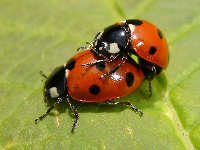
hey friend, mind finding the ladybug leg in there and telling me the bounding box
[82,50,115,67]
[91,32,102,48]
[105,100,143,117]
[66,98,79,133]
[77,45,91,51]
[40,70,48,79]
[148,80,152,97]
[77,32,102,51]
[82,59,107,67]
[82,54,120,67]
[90,48,108,59]
[35,97,64,124]
[147,65,157,97]
[99,56,127,79]
[77,41,94,52]
[76,41,93,52]
[92,32,102,44]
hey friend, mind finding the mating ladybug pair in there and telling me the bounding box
[35,19,169,132]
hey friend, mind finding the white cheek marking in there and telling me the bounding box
[108,43,120,54]
[65,69,69,78]
[49,87,59,98]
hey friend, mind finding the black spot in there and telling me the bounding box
[89,85,100,95]
[157,28,163,39]
[65,58,75,70]
[126,72,134,87]
[149,47,157,55]
[126,19,143,26]
[96,62,106,71]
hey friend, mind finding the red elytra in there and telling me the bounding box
[66,50,144,102]
[127,20,169,69]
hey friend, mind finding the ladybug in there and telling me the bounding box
[35,50,144,132]
[80,19,169,95]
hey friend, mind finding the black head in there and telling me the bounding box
[44,66,67,99]
[94,24,130,56]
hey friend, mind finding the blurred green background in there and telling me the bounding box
[0,0,200,149]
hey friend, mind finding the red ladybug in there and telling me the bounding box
[35,50,144,132]
[81,19,169,90]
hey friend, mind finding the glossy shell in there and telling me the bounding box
[66,50,144,102]
[127,20,169,69]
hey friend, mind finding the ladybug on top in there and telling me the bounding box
[80,19,169,89]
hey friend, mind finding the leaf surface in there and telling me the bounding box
[0,0,199,149]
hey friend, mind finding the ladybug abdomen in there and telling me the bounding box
[66,50,144,102]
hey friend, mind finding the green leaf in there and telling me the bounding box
[0,0,199,149]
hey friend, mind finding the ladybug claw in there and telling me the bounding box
[77,47,83,51]
[138,111,143,117]
[130,107,143,117]
[35,119,39,124]
[40,71,48,79]
[77,45,91,51]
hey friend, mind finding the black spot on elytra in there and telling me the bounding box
[126,19,143,26]
[65,58,75,70]
[157,28,163,39]
[89,85,100,95]
[126,72,134,87]
[149,47,157,55]
[96,62,106,71]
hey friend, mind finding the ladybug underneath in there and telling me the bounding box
[35,50,144,132]
[80,19,169,95]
